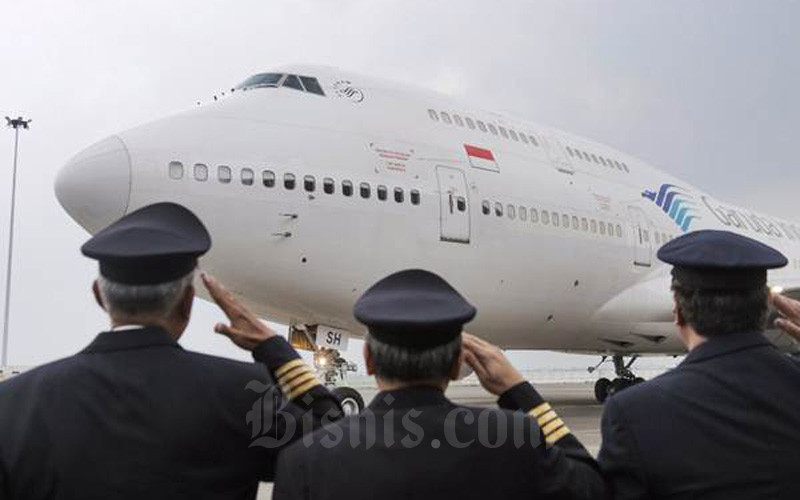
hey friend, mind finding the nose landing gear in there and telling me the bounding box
[313,347,364,414]
[592,354,644,403]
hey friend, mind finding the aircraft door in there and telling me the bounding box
[435,166,470,243]
[544,135,574,174]
[628,206,652,267]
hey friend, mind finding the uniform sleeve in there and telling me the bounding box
[597,396,649,500]
[273,443,308,500]
[252,336,343,419]
[498,382,607,499]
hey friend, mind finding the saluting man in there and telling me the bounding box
[0,202,341,500]
[273,269,605,500]
[599,230,800,499]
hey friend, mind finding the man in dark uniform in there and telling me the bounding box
[598,230,800,499]
[273,269,605,500]
[0,202,341,500]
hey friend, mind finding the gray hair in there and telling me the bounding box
[365,333,461,382]
[98,271,195,321]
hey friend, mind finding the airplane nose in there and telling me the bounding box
[55,135,131,233]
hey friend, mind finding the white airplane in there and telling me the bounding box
[55,65,800,407]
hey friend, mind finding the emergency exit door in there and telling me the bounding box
[628,206,652,267]
[435,166,470,243]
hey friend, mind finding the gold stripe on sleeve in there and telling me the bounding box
[281,372,317,393]
[278,365,312,386]
[286,378,322,400]
[541,418,565,436]
[546,426,571,444]
[537,410,558,427]
[275,359,306,377]
[529,402,552,418]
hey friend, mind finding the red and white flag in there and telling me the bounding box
[464,144,498,172]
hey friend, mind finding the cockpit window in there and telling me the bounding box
[236,73,284,89]
[237,72,326,96]
[282,74,303,91]
[300,76,325,96]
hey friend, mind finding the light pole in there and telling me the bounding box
[2,116,31,375]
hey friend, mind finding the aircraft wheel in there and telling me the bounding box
[332,386,365,415]
[594,377,612,403]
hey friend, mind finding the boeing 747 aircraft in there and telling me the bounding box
[55,65,800,407]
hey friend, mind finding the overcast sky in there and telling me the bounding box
[0,1,798,371]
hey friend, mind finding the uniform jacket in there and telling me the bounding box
[599,332,800,500]
[274,383,606,500]
[0,327,342,500]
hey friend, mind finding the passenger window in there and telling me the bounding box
[300,76,325,96]
[616,225,623,238]
[599,221,606,235]
[262,170,275,188]
[552,213,560,227]
[599,157,607,166]
[591,154,599,164]
[454,115,464,127]
[482,200,490,215]
[562,214,570,228]
[494,202,503,217]
[360,182,371,198]
[465,117,475,129]
[582,151,591,162]
[488,124,498,135]
[507,204,516,219]
[581,218,588,231]
[499,126,509,139]
[642,230,650,243]
[542,210,550,225]
[342,180,353,197]
[193,163,208,181]
[591,220,597,233]
[323,177,335,194]
[218,165,232,184]
[441,112,452,124]
[428,109,439,121]
[457,197,466,212]
[410,189,420,205]
[477,121,487,133]
[394,187,404,203]
[622,163,630,172]
[509,130,519,141]
[520,133,529,144]
[377,185,388,201]
[531,209,539,223]
[304,175,316,192]
[519,206,527,221]
[566,147,574,156]
[168,161,184,180]
[241,168,254,186]
[283,173,295,190]
[282,74,303,91]
[572,216,579,230]
[528,135,539,146]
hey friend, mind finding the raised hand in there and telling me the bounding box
[772,293,800,342]
[462,333,526,396]
[201,272,278,350]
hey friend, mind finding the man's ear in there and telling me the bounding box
[92,280,106,311]
[673,297,686,327]
[363,343,375,376]
[178,284,195,322]
[448,347,463,381]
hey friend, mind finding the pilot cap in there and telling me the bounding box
[354,269,476,350]
[81,202,211,285]
[657,230,787,291]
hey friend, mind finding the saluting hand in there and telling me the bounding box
[772,293,800,342]
[201,272,278,350]
[462,333,526,396]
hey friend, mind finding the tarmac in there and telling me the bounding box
[257,381,603,499]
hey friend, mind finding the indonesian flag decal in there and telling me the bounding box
[464,144,499,172]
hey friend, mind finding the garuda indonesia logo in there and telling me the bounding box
[642,184,700,232]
